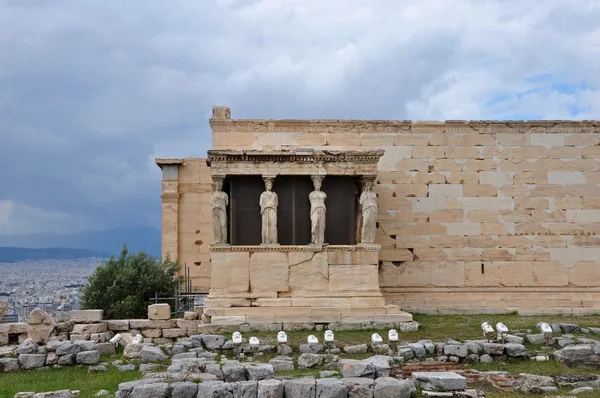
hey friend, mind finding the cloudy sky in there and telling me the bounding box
[0,0,599,237]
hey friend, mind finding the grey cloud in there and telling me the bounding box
[0,0,598,235]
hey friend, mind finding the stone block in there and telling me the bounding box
[72,323,107,335]
[211,251,250,292]
[107,320,129,331]
[148,303,171,320]
[250,251,289,293]
[285,378,317,398]
[412,372,466,392]
[163,328,187,338]
[258,379,284,398]
[329,264,379,292]
[70,310,103,323]
[374,377,416,398]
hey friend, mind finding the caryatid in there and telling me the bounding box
[309,176,327,244]
[359,179,378,244]
[260,177,278,244]
[211,178,228,245]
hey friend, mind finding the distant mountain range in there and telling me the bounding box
[0,247,109,262]
[0,226,161,261]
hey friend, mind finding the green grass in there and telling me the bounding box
[246,313,600,348]
[469,357,599,376]
[4,314,600,396]
[0,366,140,398]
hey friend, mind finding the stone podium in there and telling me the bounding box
[202,149,412,325]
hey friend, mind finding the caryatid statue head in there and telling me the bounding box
[264,177,274,192]
[213,179,223,192]
[311,175,323,191]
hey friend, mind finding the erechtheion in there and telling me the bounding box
[156,106,600,324]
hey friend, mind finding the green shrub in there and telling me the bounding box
[80,245,179,319]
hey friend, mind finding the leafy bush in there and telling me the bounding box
[80,245,179,319]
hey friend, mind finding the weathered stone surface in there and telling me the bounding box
[479,354,493,363]
[269,358,295,372]
[33,390,79,398]
[443,345,468,358]
[18,353,47,369]
[408,343,426,358]
[342,344,367,355]
[148,304,171,320]
[55,342,80,356]
[223,364,247,382]
[246,363,274,381]
[339,359,375,379]
[72,323,107,335]
[57,354,75,366]
[397,348,414,360]
[300,344,326,354]
[130,381,170,398]
[203,334,227,350]
[170,381,198,398]
[343,377,374,398]
[70,310,103,323]
[316,378,346,398]
[76,350,100,365]
[197,380,234,398]
[509,373,556,393]
[412,372,467,392]
[124,343,144,359]
[364,356,392,378]
[482,343,505,356]
[559,323,581,333]
[17,339,38,354]
[27,308,52,325]
[128,319,177,329]
[258,379,284,398]
[141,346,168,363]
[74,340,97,351]
[0,357,19,372]
[505,343,527,357]
[554,345,600,367]
[374,377,416,398]
[298,353,324,368]
[28,324,55,344]
[95,342,116,356]
[526,334,545,345]
[232,380,258,398]
[107,320,129,331]
[285,378,316,398]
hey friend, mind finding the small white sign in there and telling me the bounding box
[371,333,383,345]
[249,336,260,348]
[539,322,553,333]
[388,329,398,342]
[307,335,319,345]
[132,334,143,345]
[481,322,494,334]
[232,332,243,345]
[277,331,288,344]
[324,330,334,342]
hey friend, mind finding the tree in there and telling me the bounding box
[80,245,180,319]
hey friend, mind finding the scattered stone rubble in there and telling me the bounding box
[6,312,600,397]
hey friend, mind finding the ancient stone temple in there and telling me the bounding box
[157,106,600,320]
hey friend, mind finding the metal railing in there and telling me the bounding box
[150,263,207,318]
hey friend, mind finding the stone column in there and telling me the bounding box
[260,176,278,245]
[158,162,182,260]
[359,176,378,244]
[211,176,228,245]
[310,175,327,245]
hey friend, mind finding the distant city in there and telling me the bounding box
[0,257,107,323]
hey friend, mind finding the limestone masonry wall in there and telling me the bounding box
[168,117,600,314]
